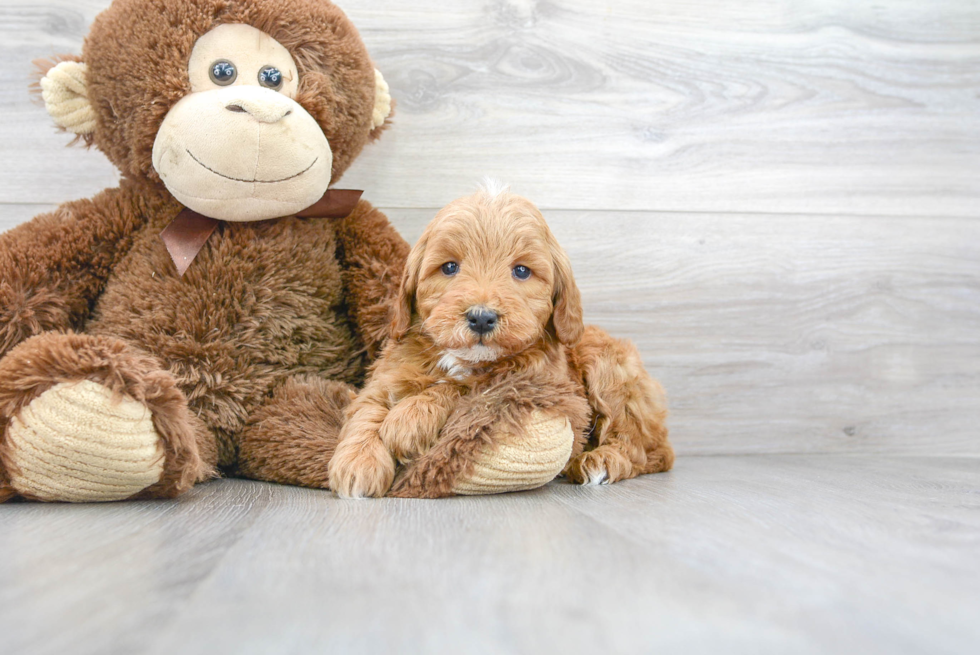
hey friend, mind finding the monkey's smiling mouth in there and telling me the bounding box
[186,149,318,184]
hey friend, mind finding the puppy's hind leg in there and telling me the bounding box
[564,326,674,485]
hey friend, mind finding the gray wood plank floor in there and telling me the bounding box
[2,456,978,655]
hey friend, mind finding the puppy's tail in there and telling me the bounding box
[570,325,674,474]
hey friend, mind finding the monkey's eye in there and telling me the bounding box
[441,262,459,276]
[258,66,284,90]
[209,60,238,86]
[513,265,532,280]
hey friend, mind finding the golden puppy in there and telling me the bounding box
[328,182,673,498]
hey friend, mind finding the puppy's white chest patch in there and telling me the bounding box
[438,353,472,381]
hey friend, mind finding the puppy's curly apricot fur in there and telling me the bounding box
[328,184,673,498]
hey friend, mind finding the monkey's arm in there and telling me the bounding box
[334,201,410,359]
[0,185,146,358]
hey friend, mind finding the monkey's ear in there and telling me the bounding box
[372,69,393,130]
[38,60,97,136]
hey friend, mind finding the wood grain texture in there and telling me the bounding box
[2,456,978,655]
[0,0,978,214]
[3,204,978,456]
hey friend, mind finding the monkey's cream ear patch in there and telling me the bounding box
[40,60,97,135]
[372,69,392,129]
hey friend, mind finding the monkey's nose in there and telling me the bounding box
[225,97,293,123]
[466,307,498,336]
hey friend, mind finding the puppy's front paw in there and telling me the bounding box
[564,446,635,486]
[328,436,396,499]
[378,396,447,462]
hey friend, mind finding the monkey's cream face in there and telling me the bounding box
[151,24,333,222]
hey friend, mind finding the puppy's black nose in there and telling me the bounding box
[466,308,498,335]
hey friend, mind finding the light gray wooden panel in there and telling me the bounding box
[386,207,980,456]
[2,204,978,456]
[0,204,56,233]
[0,1,120,203]
[0,481,275,655]
[2,457,979,655]
[0,1,978,215]
[547,455,980,655]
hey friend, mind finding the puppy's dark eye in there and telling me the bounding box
[258,66,284,90]
[210,60,237,86]
[441,262,459,276]
[513,265,532,280]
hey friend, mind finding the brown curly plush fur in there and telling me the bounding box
[0,0,408,501]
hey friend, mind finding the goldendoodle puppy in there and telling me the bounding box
[328,182,673,498]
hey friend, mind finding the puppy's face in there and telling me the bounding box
[392,191,583,363]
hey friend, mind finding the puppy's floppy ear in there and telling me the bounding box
[389,234,426,340]
[550,238,584,345]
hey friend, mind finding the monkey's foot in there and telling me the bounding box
[5,380,164,502]
[0,332,211,503]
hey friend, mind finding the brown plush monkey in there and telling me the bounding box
[0,0,408,502]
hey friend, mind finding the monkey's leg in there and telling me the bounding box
[389,371,591,499]
[0,332,215,502]
[236,375,355,489]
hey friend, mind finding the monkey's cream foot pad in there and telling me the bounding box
[452,411,575,495]
[5,381,164,502]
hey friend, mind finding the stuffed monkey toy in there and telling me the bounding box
[0,0,408,502]
[0,0,673,503]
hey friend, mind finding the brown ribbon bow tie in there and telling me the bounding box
[160,188,364,276]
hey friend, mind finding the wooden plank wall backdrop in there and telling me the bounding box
[0,0,978,456]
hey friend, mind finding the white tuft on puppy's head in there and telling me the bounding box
[476,177,510,205]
